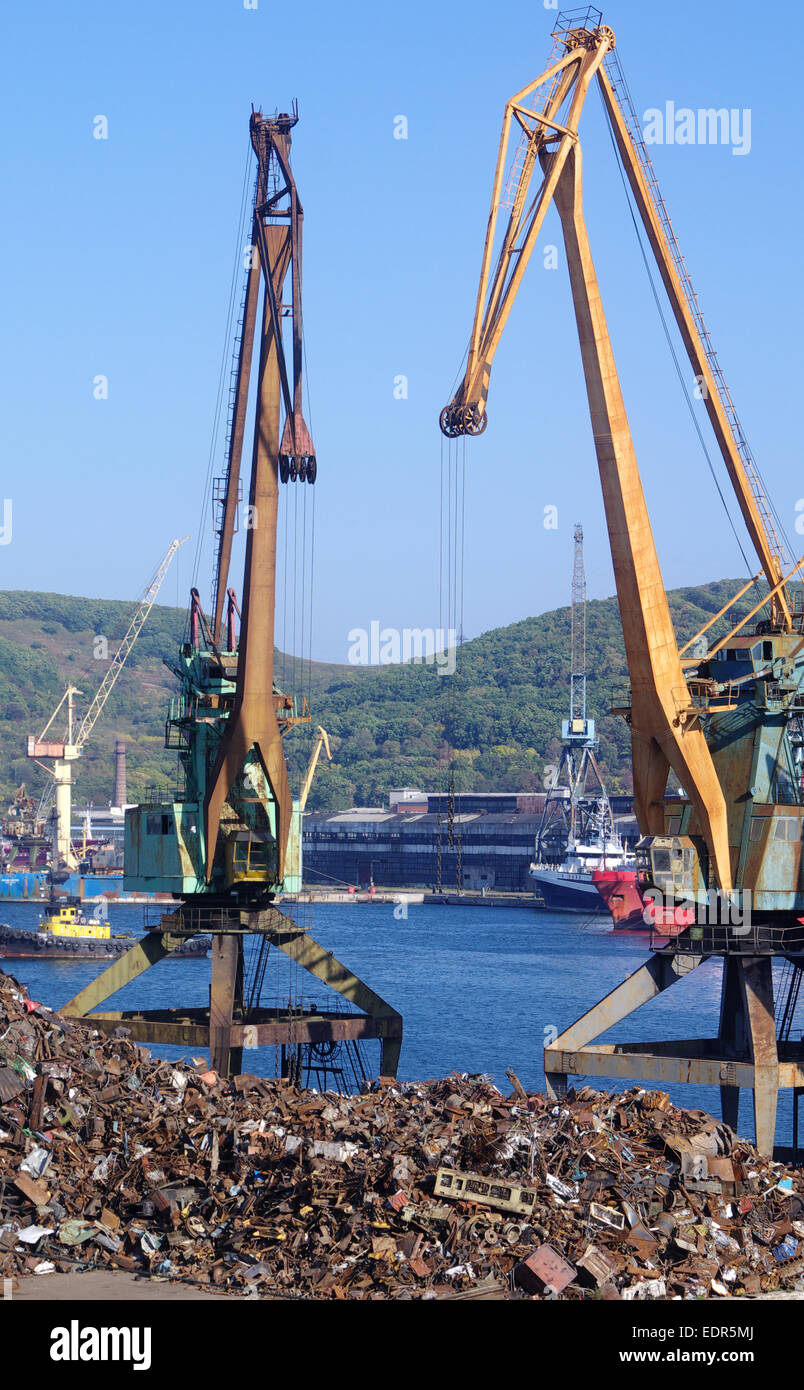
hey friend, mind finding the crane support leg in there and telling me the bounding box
[210,934,244,1078]
[61,931,174,1017]
[59,907,402,1082]
[740,957,778,1157]
[268,920,403,1077]
[546,952,784,1155]
[546,141,732,891]
[718,957,745,1129]
[544,951,702,1098]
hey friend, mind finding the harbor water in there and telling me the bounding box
[1,898,800,1149]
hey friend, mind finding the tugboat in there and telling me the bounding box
[0,878,210,960]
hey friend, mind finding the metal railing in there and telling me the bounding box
[653,918,804,956]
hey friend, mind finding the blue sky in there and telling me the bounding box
[2,0,802,661]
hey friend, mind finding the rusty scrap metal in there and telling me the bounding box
[4,970,804,1299]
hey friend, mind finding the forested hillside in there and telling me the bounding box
[0,579,779,813]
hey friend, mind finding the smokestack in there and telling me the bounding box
[113,740,127,809]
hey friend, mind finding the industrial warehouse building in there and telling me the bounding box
[302,791,637,892]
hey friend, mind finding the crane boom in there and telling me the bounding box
[549,115,732,889]
[298,726,332,814]
[74,536,189,750]
[211,105,316,647]
[442,18,790,630]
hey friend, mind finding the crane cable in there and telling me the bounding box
[596,84,766,613]
[435,341,475,892]
[191,143,254,611]
[274,233,318,1028]
[439,428,467,891]
[302,335,317,728]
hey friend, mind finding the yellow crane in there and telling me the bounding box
[28,537,188,869]
[441,11,803,1152]
[441,18,794,896]
[298,726,332,814]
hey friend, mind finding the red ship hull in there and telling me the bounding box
[592,868,647,931]
[592,870,697,937]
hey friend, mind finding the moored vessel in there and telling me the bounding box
[528,525,637,915]
[592,866,646,930]
[0,899,210,960]
[530,829,634,913]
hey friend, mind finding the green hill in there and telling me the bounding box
[0,579,786,815]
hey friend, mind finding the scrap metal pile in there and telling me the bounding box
[1,969,804,1300]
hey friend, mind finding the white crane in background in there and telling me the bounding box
[28,537,188,869]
